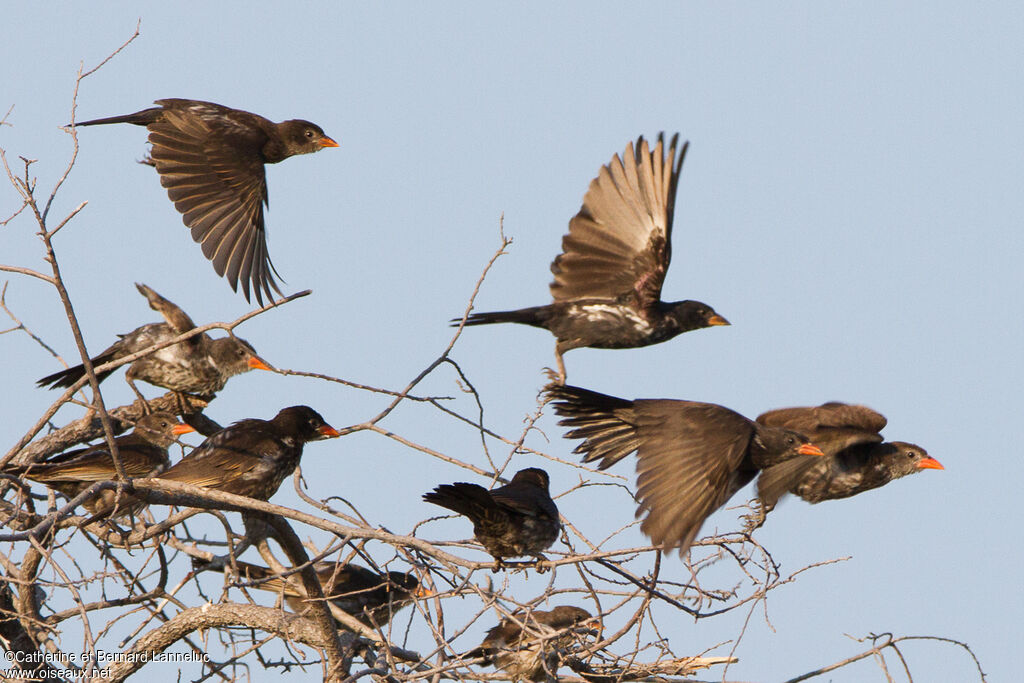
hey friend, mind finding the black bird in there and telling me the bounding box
[37,283,271,401]
[454,135,728,383]
[195,558,425,628]
[71,99,339,304]
[466,606,599,682]
[157,405,339,501]
[423,468,560,570]
[6,412,194,514]
[547,384,824,555]
[749,402,943,528]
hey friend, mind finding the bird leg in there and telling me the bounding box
[533,554,550,573]
[491,558,505,573]
[741,498,774,534]
[125,377,152,414]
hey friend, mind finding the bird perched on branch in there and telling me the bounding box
[423,468,560,570]
[37,283,271,402]
[747,402,943,529]
[6,412,194,514]
[547,384,824,555]
[466,605,599,682]
[156,405,339,501]
[194,558,426,628]
[453,134,728,383]
[70,99,339,304]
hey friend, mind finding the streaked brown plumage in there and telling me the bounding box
[423,468,560,569]
[72,99,338,304]
[547,384,824,555]
[6,412,194,514]
[466,606,598,682]
[37,283,270,399]
[195,558,423,628]
[455,135,728,383]
[751,402,943,527]
[157,405,339,501]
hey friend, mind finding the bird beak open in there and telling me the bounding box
[798,443,825,456]
[248,356,273,371]
[172,423,197,436]
[708,314,730,326]
[317,424,341,439]
[917,457,944,470]
[320,136,340,148]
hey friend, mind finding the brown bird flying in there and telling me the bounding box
[548,384,824,555]
[37,283,270,401]
[195,558,425,628]
[466,606,599,682]
[6,412,194,514]
[454,135,728,383]
[423,468,560,570]
[71,99,339,304]
[156,405,339,501]
[750,402,943,528]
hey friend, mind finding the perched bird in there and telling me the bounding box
[37,283,271,401]
[194,558,424,628]
[156,405,339,501]
[6,412,194,514]
[749,402,943,528]
[423,468,560,570]
[466,606,598,682]
[71,99,339,304]
[547,384,824,555]
[454,134,728,383]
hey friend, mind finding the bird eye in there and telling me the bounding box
[305,129,315,138]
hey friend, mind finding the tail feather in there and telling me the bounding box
[547,384,640,469]
[70,108,163,128]
[423,482,496,519]
[450,306,549,329]
[36,351,118,390]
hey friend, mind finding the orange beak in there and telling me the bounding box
[414,584,434,599]
[248,356,273,371]
[319,136,340,148]
[318,424,341,438]
[172,423,196,436]
[798,443,825,457]
[917,457,944,470]
[708,314,730,326]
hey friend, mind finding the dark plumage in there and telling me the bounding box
[547,385,824,555]
[467,606,598,682]
[157,406,339,501]
[37,283,270,400]
[195,559,423,628]
[72,99,339,303]
[6,412,193,514]
[454,135,728,383]
[751,402,943,526]
[423,468,560,569]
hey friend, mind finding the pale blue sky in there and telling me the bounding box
[2,3,1020,681]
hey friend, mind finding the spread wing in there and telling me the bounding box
[147,102,281,304]
[756,402,886,455]
[631,400,752,554]
[550,134,685,313]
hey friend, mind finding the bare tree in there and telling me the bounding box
[0,31,987,683]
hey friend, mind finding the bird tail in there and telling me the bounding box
[36,351,118,390]
[450,306,550,329]
[69,108,163,128]
[191,558,292,594]
[546,384,639,470]
[422,482,497,518]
